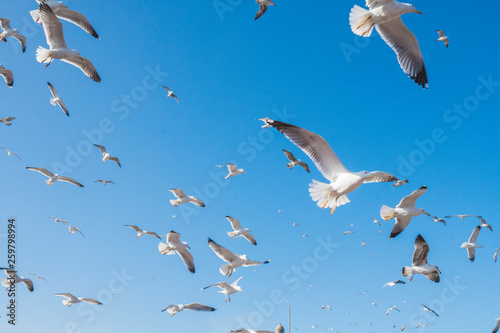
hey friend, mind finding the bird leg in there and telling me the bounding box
[361,24,374,36]
[355,15,371,30]
[407,274,414,282]
[321,192,333,209]
[44,58,53,68]
[330,197,339,215]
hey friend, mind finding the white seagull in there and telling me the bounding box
[393,179,408,187]
[479,218,493,232]
[435,30,449,48]
[0,116,15,126]
[260,118,399,214]
[445,214,482,220]
[494,246,500,263]
[383,280,405,288]
[201,277,243,302]
[124,225,161,239]
[431,216,446,226]
[255,0,277,20]
[54,293,102,307]
[226,215,257,245]
[461,226,483,262]
[25,167,84,187]
[230,329,273,333]
[380,185,430,238]
[208,238,269,277]
[372,218,381,226]
[0,147,20,159]
[47,82,69,116]
[49,217,84,237]
[29,273,47,282]
[386,306,400,316]
[161,303,215,317]
[158,231,195,274]
[420,304,439,317]
[95,180,115,186]
[94,144,121,167]
[225,163,246,179]
[1,269,34,292]
[0,65,13,88]
[162,86,178,102]
[349,0,427,88]
[168,188,205,208]
[30,0,99,39]
[402,234,441,283]
[36,2,101,82]
[282,149,310,173]
[0,18,27,53]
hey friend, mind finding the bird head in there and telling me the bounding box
[405,4,422,14]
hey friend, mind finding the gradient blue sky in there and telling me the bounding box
[1,1,499,332]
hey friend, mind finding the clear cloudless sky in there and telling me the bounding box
[1,0,500,332]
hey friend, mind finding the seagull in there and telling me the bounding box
[230,329,273,333]
[494,246,500,263]
[225,163,246,179]
[49,216,68,224]
[493,318,500,333]
[25,167,84,187]
[0,65,13,88]
[30,0,99,39]
[431,216,446,226]
[0,147,20,159]
[161,303,215,317]
[301,233,309,238]
[29,273,47,282]
[55,293,102,307]
[145,275,155,280]
[162,86,178,102]
[226,216,257,245]
[393,179,408,187]
[357,291,368,296]
[215,164,225,168]
[35,3,101,82]
[171,215,179,219]
[380,185,430,238]
[461,226,483,262]
[282,149,310,173]
[321,305,330,309]
[445,214,482,220]
[124,225,161,239]
[402,234,441,283]
[201,277,243,302]
[349,1,427,88]
[95,180,115,186]
[94,144,121,167]
[386,306,400,316]
[260,118,399,214]
[289,222,300,227]
[0,116,15,126]
[158,231,195,274]
[255,0,277,20]
[208,238,269,277]
[383,280,405,288]
[168,188,205,208]
[276,323,285,333]
[0,18,26,53]
[361,240,366,247]
[435,30,449,48]
[47,82,69,116]
[372,218,381,226]
[343,231,354,235]
[67,224,85,237]
[1,269,34,292]
[379,230,384,235]
[479,218,493,231]
[420,304,439,317]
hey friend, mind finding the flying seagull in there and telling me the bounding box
[55,293,102,307]
[94,144,121,167]
[201,277,243,302]
[349,1,427,88]
[30,0,99,39]
[255,0,277,20]
[431,216,446,226]
[380,186,430,238]
[494,246,500,263]
[0,116,15,126]
[226,215,257,245]
[29,273,47,282]
[0,18,27,53]
[0,65,13,88]
[0,147,20,159]
[225,163,246,179]
[282,149,310,173]
[402,234,441,283]
[49,217,84,237]
[289,222,300,227]
[95,180,115,186]
[168,188,205,207]
[260,118,399,214]
[372,218,381,226]
[208,238,269,277]
[479,218,493,232]
[435,30,449,48]
[124,225,161,239]
[386,306,400,316]
[1,269,34,292]
[162,86,178,102]
[420,304,439,317]
[36,2,101,82]
[25,167,84,187]
[158,231,195,274]
[461,226,483,262]
[445,214,482,220]
[393,179,408,187]
[230,329,273,333]
[47,82,69,116]
[161,303,215,317]
[383,280,405,288]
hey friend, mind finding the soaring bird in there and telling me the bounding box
[161,303,215,317]
[168,188,205,208]
[1,269,34,292]
[0,147,20,159]
[431,216,446,226]
[94,144,121,167]
[393,179,408,187]
[402,234,441,283]
[225,163,246,179]
[25,167,84,187]
[29,273,47,282]
[158,231,195,274]
[95,180,115,186]
[435,30,449,48]
[255,0,277,20]
[0,18,27,53]
[349,0,427,88]
[54,293,102,307]
[420,304,439,317]
[201,277,243,302]
[0,65,13,88]
[386,306,400,316]
[494,246,500,263]
[47,82,69,116]
[479,218,493,232]
[461,226,483,262]
[0,116,15,126]
[124,225,161,239]
[226,216,257,245]
[282,149,310,173]
[383,280,405,288]
[260,118,399,214]
[49,217,85,237]
[230,329,273,333]
[445,214,482,220]
[208,238,269,276]
[162,86,179,102]
[35,2,101,82]
[380,186,430,238]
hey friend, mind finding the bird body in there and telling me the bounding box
[0,18,27,52]
[282,149,310,172]
[158,231,195,273]
[55,293,102,307]
[162,86,179,102]
[1,269,34,292]
[47,82,69,116]
[161,303,215,316]
[225,163,246,179]
[461,226,483,262]
[26,167,83,187]
[168,188,205,207]
[435,30,449,48]
[226,216,257,245]
[94,144,121,167]
[402,235,440,283]
[125,225,161,239]
[255,0,276,20]
[202,277,243,302]
[0,116,15,126]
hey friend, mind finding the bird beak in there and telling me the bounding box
[425,212,430,216]
[415,10,422,14]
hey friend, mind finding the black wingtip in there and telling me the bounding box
[208,237,213,243]
[420,185,427,189]
[263,260,270,264]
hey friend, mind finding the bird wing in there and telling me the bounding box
[298,161,310,173]
[184,303,216,312]
[108,156,121,167]
[203,281,230,290]
[364,171,398,183]
[366,0,394,9]
[47,82,59,98]
[255,4,268,20]
[55,293,76,300]
[397,186,427,208]
[171,93,179,102]
[226,216,243,230]
[208,238,239,263]
[228,163,237,172]
[55,7,99,39]
[22,278,34,292]
[176,247,195,274]
[12,33,26,53]
[162,86,171,92]
[0,68,13,88]
[25,167,54,178]
[436,30,444,37]
[39,2,67,49]
[60,54,102,82]
[230,276,243,288]
[468,226,481,244]
[282,149,296,162]
[412,235,429,266]
[375,17,427,88]
[191,197,205,207]
[93,144,106,154]
[57,176,84,187]
[146,232,162,239]
[390,215,412,239]
[263,119,349,180]
[166,231,181,243]
[169,188,186,199]
[125,225,142,232]
[81,298,102,305]
[58,100,69,116]
[242,232,257,246]
[493,319,500,333]
[243,259,270,267]
[0,18,12,30]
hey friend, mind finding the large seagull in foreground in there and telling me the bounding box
[260,118,399,214]
[402,234,440,283]
[26,167,84,187]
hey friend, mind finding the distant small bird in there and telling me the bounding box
[357,291,368,296]
[393,179,408,187]
[383,280,405,288]
[95,180,115,186]
[171,215,179,219]
[0,116,15,126]
[1,269,33,292]
[494,246,500,263]
[493,318,500,333]
[67,224,85,237]
[49,216,67,224]
[445,214,482,220]
[161,303,215,317]
[124,225,161,239]
[47,82,68,116]
[289,222,300,227]
[461,226,483,262]
[386,305,400,316]
[361,240,366,247]
[226,216,257,245]
[431,216,446,226]
[29,273,47,282]
[215,165,224,168]
[372,218,381,226]
[162,86,178,102]
[168,188,205,207]
[301,233,309,238]
[379,230,383,235]
[479,218,493,231]
[275,323,284,333]
[94,144,121,167]
[371,302,377,306]
[311,325,318,328]
[0,65,13,88]
[282,149,310,173]
[225,163,246,179]
[321,305,330,309]
[402,234,440,283]
[415,323,427,328]
[26,167,83,187]
[343,231,353,235]
[158,231,195,274]
[435,30,449,48]
[254,0,277,20]
[0,18,27,52]
[201,277,243,302]
[420,304,439,317]
[0,147,20,159]
[145,275,155,280]
[55,293,102,307]
[401,325,406,331]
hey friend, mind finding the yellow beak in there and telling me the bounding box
[415,10,422,14]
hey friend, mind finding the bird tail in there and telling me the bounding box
[158,242,175,255]
[30,9,40,23]
[1,278,10,288]
[50,97,57,106]
[219,264,232,276]
[286,163,293,169]
[349,5,374,37]
[169,199,180,207]
[36,46,51,63]
[309,180,349,208]
[402,266,413,277]
[227,231,237,237]
[380,205,396,220]
[62,300,71,307]
[460,242,469,249]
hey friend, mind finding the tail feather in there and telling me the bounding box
[169,199,180,207]
[30,9,40,23]
[158,242,175,255]
[1,278,10,288]
[349,5,374,37]
[36,46,51,63]
[309,180,350,209]
[50,97,57,106]
[62,299,71,306]
[219,264,232,276]
[402,266,413,277]
[380,205,396,220]
[227,231,237,237]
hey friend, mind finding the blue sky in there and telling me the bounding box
[1,0,499,332]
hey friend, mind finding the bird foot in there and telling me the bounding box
[321,192,333,209]
[356,16,371,30]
